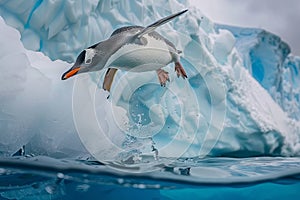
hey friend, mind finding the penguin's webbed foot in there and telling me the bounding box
[175,62,187,79]
[156,69,170,87]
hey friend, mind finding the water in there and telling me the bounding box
[0,156,300,199]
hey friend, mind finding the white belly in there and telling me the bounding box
[105,35,173,72]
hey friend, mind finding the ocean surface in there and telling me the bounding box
[1,156,300,199]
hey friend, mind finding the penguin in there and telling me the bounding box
[62,9,188,92]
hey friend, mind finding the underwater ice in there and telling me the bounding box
[0,0,300,161]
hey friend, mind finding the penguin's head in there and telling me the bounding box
[61,48,99,80]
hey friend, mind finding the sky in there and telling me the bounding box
[189,0,300,55]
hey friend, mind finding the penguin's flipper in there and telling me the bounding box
[137,9,188,38]
[103,68,118,92]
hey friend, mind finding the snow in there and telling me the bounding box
[0,0,300,162]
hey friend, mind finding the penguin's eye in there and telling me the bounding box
[85,58,92,64]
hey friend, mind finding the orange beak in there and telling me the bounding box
[61,67,80,80]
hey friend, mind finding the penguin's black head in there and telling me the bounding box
[61,48,96,80]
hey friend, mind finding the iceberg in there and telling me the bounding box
[0,0,300,165]
[0,16,87,158]
[217,25,300,121]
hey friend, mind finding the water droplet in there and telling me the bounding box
[57,172,64,179]
[133,184,146,189]
[76,184,90,192]
[0,168,6,175]
[45,185,55,194]
[117,178,124,184]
